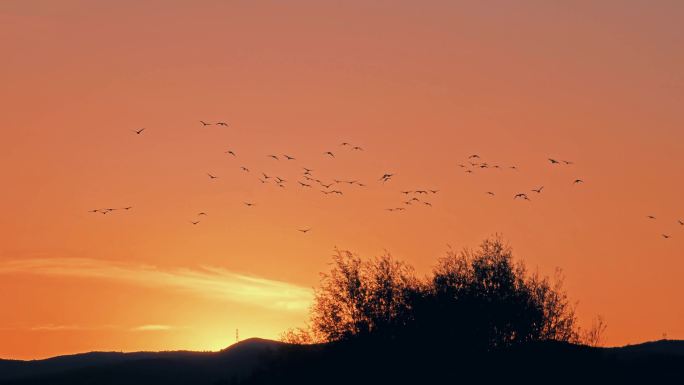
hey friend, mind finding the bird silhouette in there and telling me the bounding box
[423,202,432,207]
[241,166,249,172]
[258,178,267,184]
[465,170,473,174]
[299,181,311,187]
[200,121,212,126]
[532,186,544,193]
[275,177,286,183]
[662,234,671,239]
[548,158,560,164]
[324,151,335,158]
[647,215,656,219]
[468,155,480,159]
[190,220,200,225]
[284,155,296,160]
[132,128,146,135]
[486,192,495,196]
[262,173,271,179]
[88,209,100,213]
[678,220,684,226]
[320,183,333,189]
[514,193,530,200]
[352,146,363,151]
[401,190,412,195]
[225,150,236,156]
[122,206,133,210]
[429,190,439,194]
[562,160,574,165]
[207,173,218,179]
[340,142,351,146]
[198,212,207,216]
[510,166,518,170]
[573,179,584,184]
[268,155,279,160]
[243,202,255,207]
[216,122,229,126]
[379,173,394,182]
[303,167,314,173]
[332,190,343,195]
[298,228,312,233]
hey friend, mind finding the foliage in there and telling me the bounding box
[284,236,601,350]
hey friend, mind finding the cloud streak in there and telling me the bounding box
[0,258,313,311]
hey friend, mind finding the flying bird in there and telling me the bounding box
[298,228,311,233]
[299,181,311,187]
[216,122,229,126]
[468,155,480,159]
[562,160,574,165]
[122,206,133,210]
[429,190,439,194]
[423,202,432,207]
[240,166,249,172]
[268,155,279,160]
[198,212,207,216]
[548,158,560,164]
[207,173,218,179]
[514,193,530,200]
[132,128,145,135]
[225,150,236,156]
[243,202,255,207]
[190,220,200,225]
[88,209,100,213]
[262,173,271,179]
[647,215,656,219]
[352,146,363,151]
[200,121,212,126]
[573,179,584,184]
[275,177,286,183]
[284,155,296,160]
[662,234,671,239]
[678,220,684,226]
[379,173,394,182]
[486,192,495,196]
[303,167,313,173]
[532,186,544,193]
[324,151,335,158]
[340,142,351,146]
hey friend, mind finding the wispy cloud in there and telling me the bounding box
[0,258,313,311]
[130,324,175,332]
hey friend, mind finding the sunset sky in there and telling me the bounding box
[1,1,683,359]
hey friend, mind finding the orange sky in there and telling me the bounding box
[1,1,683,359]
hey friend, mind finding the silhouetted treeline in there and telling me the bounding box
[282,236,601,350]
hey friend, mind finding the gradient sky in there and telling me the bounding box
[1,0,683,359]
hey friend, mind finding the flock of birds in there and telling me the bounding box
[88,121,681,240]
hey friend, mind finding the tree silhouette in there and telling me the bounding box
[284,236,593,350]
